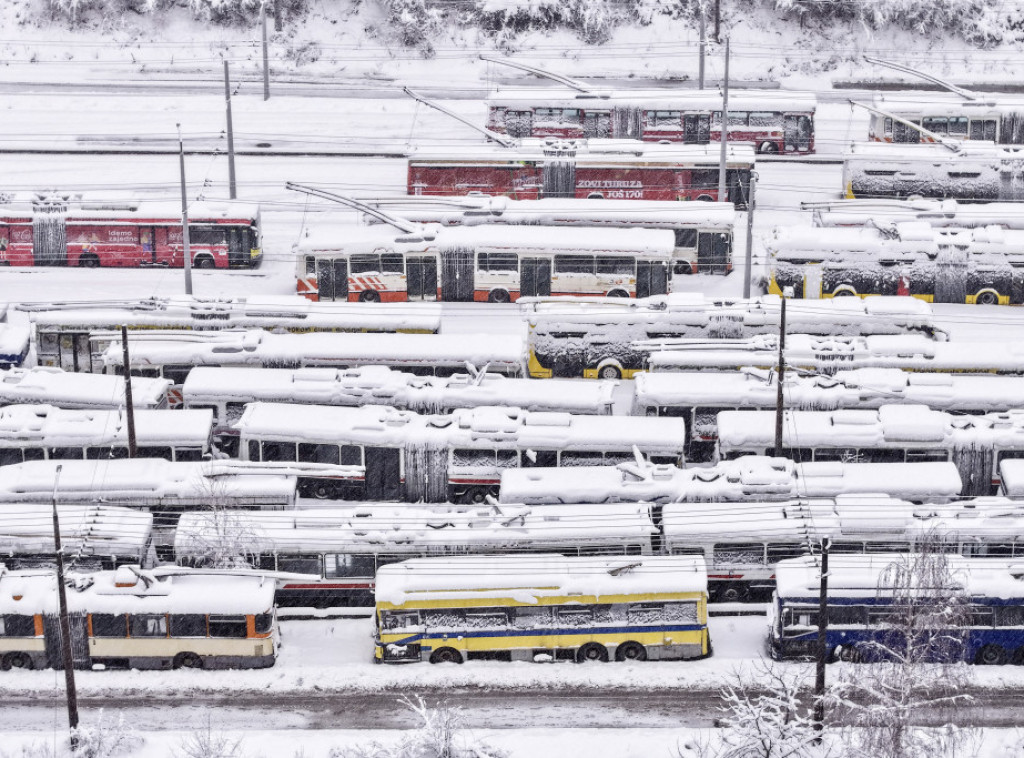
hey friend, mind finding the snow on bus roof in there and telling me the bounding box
[175,503,656,558]
[813,199,1024,230]
[0,405,212,447]
[374,554,707,606]
[234,403,687,453]
[182,366,615,416]
[775,554,1024,600]
[0,323,30,368]
[409,139,757,164]
[844,140,1017,160]
[0,505,152,557]
[871,91,1024,110]
[0,367,170,410]
[0,566,277,616]
[998,460,1024,497]
[485,87,817,111]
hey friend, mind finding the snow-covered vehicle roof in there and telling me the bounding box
[0,505,153,561]
[0,196,260,222]
[374,554,708,606]
[183,366,615,417]
[0,367,170,410]
[0,323,30,369]
[498,456,962,504]
[999,460,1024,497]
[486,87,817,112]
[808,198,1024,230]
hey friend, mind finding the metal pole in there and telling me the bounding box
[224,60,237,200]
[813,538,831,740]
[261,3,270,101]
[177,124,193,296]
[120,325,137,459]
[698,8,706,90]
[773,296,786,457]
[713,0,720,43]
[51,465,79,748]
[743,171,756,298]
[717,37,730,203]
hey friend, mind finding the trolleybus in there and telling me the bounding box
[0,367,170,410]
[868,92,1024,146]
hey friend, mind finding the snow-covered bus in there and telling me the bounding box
[359,196,737,276]
[0,303,30,370]
[766,223,1024,304]
[635,368,1024,462]
[769,554,1024,665]
[234,402,687,503]
[0,406,213,466]
[497,456,963,505]
[0,367,171,410]
[175,503,657,608]
[807,198,1024,230]
[868,92,1024,146]
[295,223,676,303]
[717,404,1024,496]
[486,88,816,154]
[0,565,279,671]
[24,296,441,374]
[374,554,710,664]
[526,295,941,380]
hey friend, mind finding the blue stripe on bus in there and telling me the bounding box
[390,623,705,646]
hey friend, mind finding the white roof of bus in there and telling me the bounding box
[871,91,1024,112]
[768,223,1024,257]
[183,366,614,416]
[409,139,757,165]
[374,554,707,605]
[775,553,1024,600]
[0,405,211,448]
[234,402,687,453]
[814,199,1024,230]
[103,331,526,372]
[0,367,169,410]
[0,324,31,364]
[486,87,817,111]
[0,505,152,557]
[175,503,655,558]
[0,566,277,615]
[844,140,1014,161]
[1000,460,1024,496]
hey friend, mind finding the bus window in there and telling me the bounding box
[813,448,860,463]
[971,607,995,628]
[351,255,381,273]
[767,544,807,563]
[381,253,404,273]
[674,229,698,249]
[86,446,130,460]
[553,255,594,274]
[496,450,518,468]
[0,449,23,466]
[647,111,682,127]
[325,554,375,578]
[1,615,37,637]
[828,605,865,625]
[452,448,499,467]
[969,119,997,141]
[858,448,906,463]
[523,449,557,467]
[998,606,1024,626]
[560,451,606,467]
[922,117,949,135]
[512,605,552,629]
[463,609,510,628]
[556,606,594,626]
[254,613,274,634]
[131,614,168,637]
[90,614,128,638]
[260,440,297,462]
[278,555,321,575]
[381,610,420,631]
[341,445,362,466]
[173,449,204,462]
[299,442,340,465]
[906,449,950,462]
[305,256,315,275]
[949,117,969,136]
[170,614,207,637]
[713,543,766,565]
[595,256,635,275]
[780,447,812,463]
[163,365,192,386]
[247,440,260,461]
[749,112,780,127]
[190,228,228,246]
[49,447,85,460]
[209,615,248,638]
[137,446,173,460]
[478,253,518,272]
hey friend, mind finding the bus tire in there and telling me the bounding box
[717,584,749,603]
[615,641,647,662]
[976,290,999,306]
[606,289,629,298]
[596,361,623,380]
[429,647,463,664]
[173,652,204,670]
[488,289,511,304]
[459,487,491,505]
[1,652,33,670]
[311,481,336,500]
[976,644,1008,666]
[576,642,609,663]
[832,286,856,297]
[359,290,381,303]
[194,255,215,270]
[79,254,100,268]
[696,195,714,202]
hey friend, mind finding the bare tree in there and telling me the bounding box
[176,476,266,569]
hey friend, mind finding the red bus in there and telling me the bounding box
[407,140,756,207]
[0,197,261,269]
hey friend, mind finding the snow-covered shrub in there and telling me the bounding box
[377,0,446,55]
[70,710,142,758]
[175,717,245,758]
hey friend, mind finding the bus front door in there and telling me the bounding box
[636,261,669,298]
[784,115,812,152]
[583,111,612,139]
[316,258,348,302]
[520,258,551,297]
[364,446,402,501]
[683,114,711,144]
[440,249,475,302]
[59,333,92,372]
[697,232,732,275]
[407,255,438,301]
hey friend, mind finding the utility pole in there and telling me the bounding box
[716,37,730,203]
[51,465,80,749]
[223,60,237,200]
[813,537,831,741]
[177,124,193,296]
[742,171,756,297]
[773,295,786,457]
[713,0,721,42]
[698,6,706,90]
[120,325,137,459]
[261,2,271,101]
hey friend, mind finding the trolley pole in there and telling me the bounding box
[224,60,237,200]
[698,7,706,90]
[742,171,756,298]
[773,295,786,457]
[261,2,271,101]
[716,37,730,203]
[51,465,80,749]
[120,325,137,459]
[177,124,193,296]
[813,538,831,741]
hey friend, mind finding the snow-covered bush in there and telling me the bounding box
[175,717,245,758]
[45,0,309,26]
[70,711,141,758]
[377,0,446,54]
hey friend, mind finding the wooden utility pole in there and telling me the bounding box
[177,124,193,296]
[120,325,137,459]
[716,37,730,203]
[261,2,271,101]
[224,60,237,200]
[698,7,706,90]
[742,171,756,297]
[51,465,80,749]
[773,296,786,457]
[813,538,831,740]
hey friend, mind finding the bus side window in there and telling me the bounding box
[381,253,404,273]
[998,606,1024,626]
[277,555,321,575]
[261,440,297,462]
[247,440,260,461]
[169,614,207,637]
[512,605,552,629]
[90,614,128,638]
[305,256,315,275]
[131,614,168,637]
[209,615,248,638]
[906,449,950,462]
[556,606,594,626]
[0,449,23,466]
[382,610,420,631]
[325,553,375,578]
[163,365,192,386]
[254,614,274,635]
[674,229,697,249]
[713,542,766,566]
[299,442,340,465]
[523,450,558,468]
[1,614,38,637]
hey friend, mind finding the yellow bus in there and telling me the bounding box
[373,554,710,664]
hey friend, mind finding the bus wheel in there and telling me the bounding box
[606,289,629,298]
[429,647,463,664]
[717,584,749,603]
[195,255,215,269]
[1,652,33,670]
[459,487,491,505]
[976,290,999,306]
[615,642,647,662]
[359,290,381,303]
[839,645,862,664]
[173,652,204,670]
[832,287,856,297]
[576,643,609,663]
[596,362,623,380]
[488,289,511,304]
[312,481,336,500]
[79,254,100,268]
[696,195,714,202]
[976,644,1008,666]
[757,141,779,154]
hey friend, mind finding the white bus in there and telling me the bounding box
[0,405,213,466]
[0,565,279,671]
[868,92,1024,145]
[235,402,687,503]
[0,367,170,410]
[497,455,963,505]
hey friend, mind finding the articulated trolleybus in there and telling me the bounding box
[770,554,1024,665]
[374,554,710,664]
[0,196,261,269]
